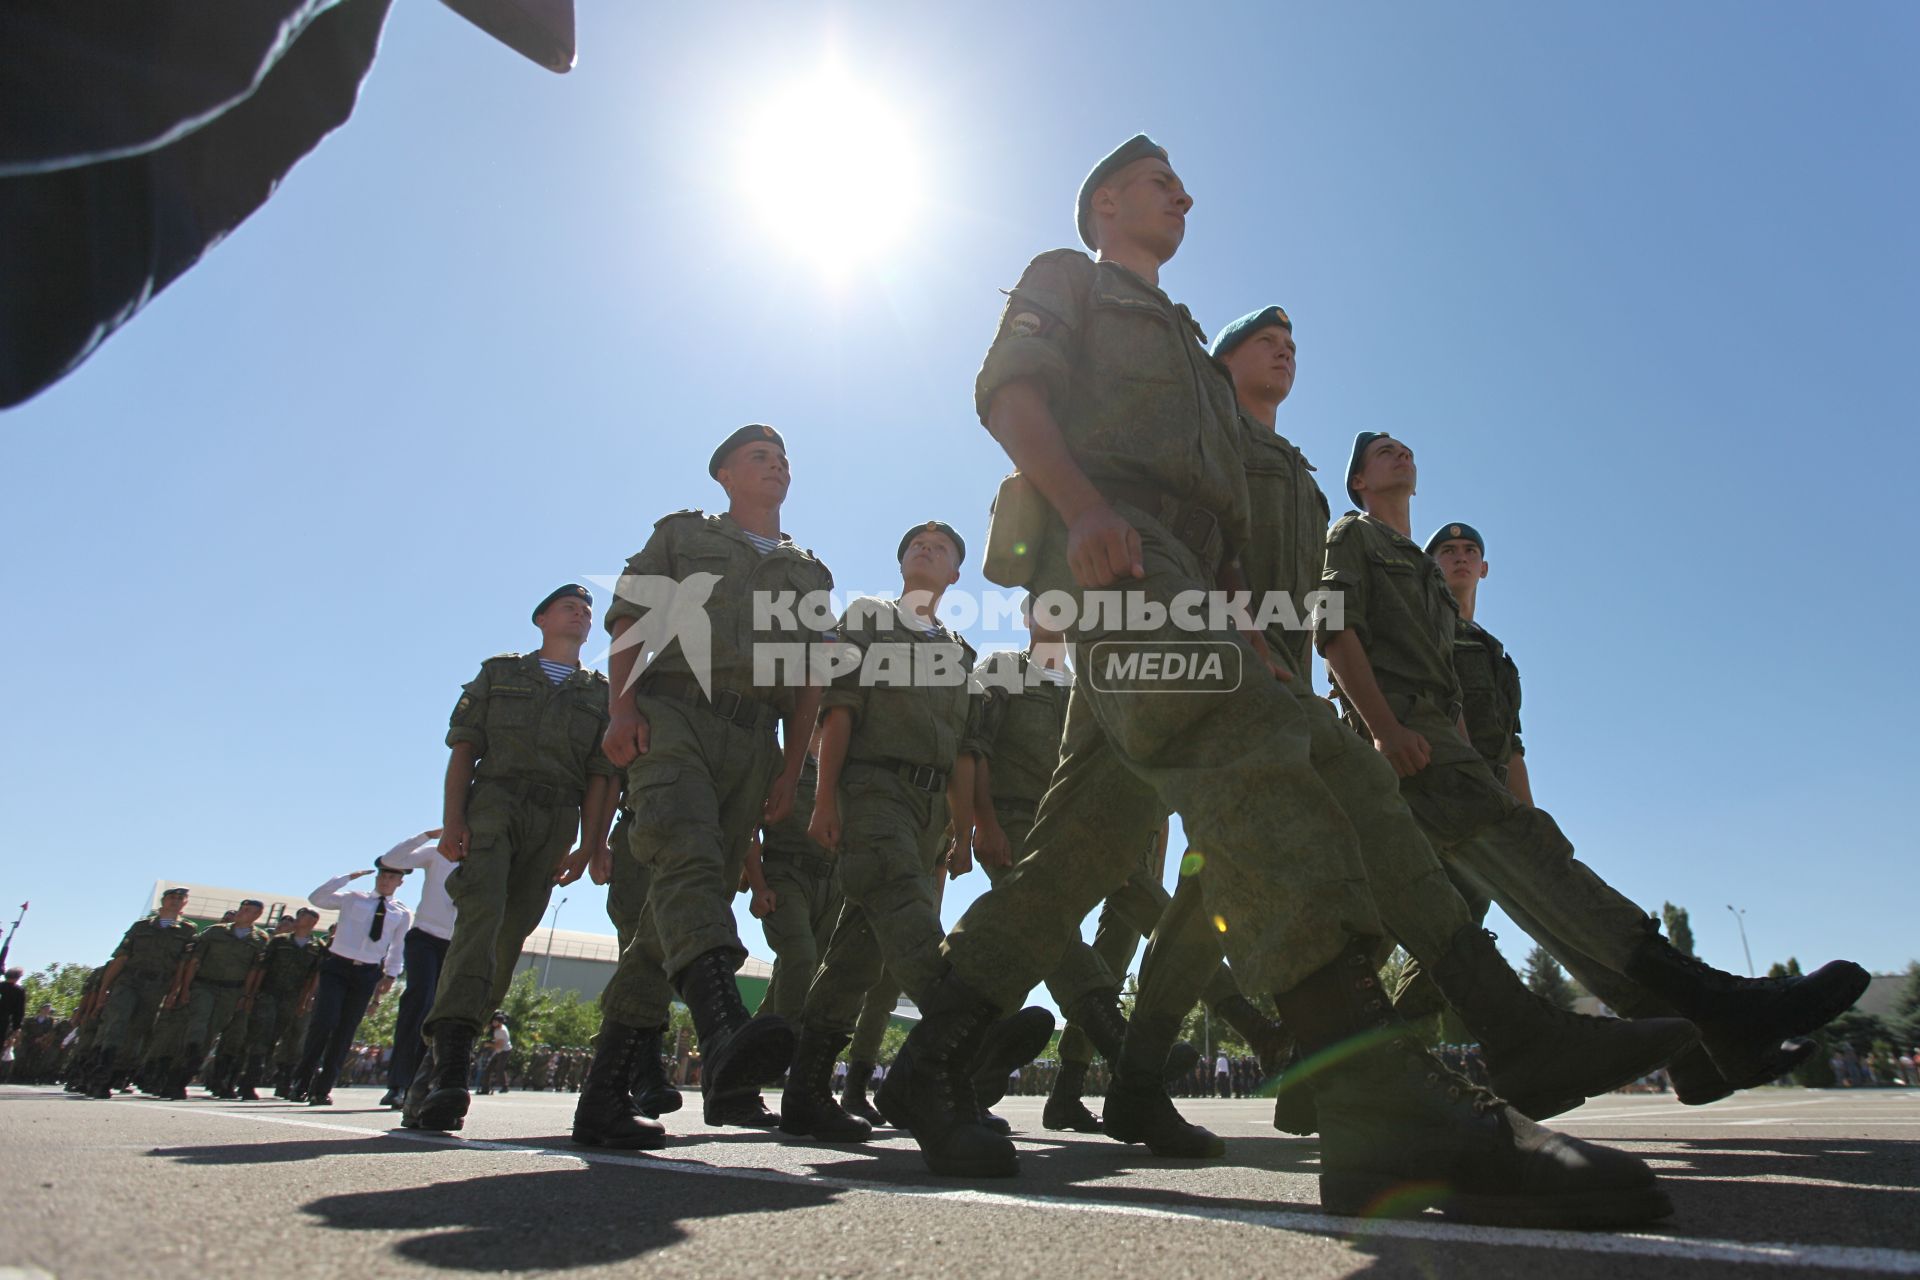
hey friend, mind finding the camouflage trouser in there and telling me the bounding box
[185,981,247,1052]
[847,841,947,1063]
[430,779,578,1035]
[601,697,779,1028]
[95,972,169,1055]
[800,764,950,1036]
[1388,693,1654,1014]
[275,1007,312,1072]
[984,803,1184,1062]
[757,848,843,1024]
[601,808,676,1027]
[142,1004,190,1069]
[244,991,294,1058]
[944,517,1379,1010]
[1135,689,1469,1031]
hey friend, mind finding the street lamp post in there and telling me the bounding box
[1726,904,1754,977]
[542,897,568,987]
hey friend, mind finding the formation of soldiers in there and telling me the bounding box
[38,133,1872,1234]
[58,892,336,1103]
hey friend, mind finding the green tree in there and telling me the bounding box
[21,962,93,1019]
[1660,903,1695,957]
[1893,960,1920,1046]
[358,977,402,1047]
[1524,945,1576,1011]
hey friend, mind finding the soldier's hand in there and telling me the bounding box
[1373,724,1433,778]
[587,843,613,886]
[946,830,975,880]
[750,886,777,919]
[762,768,799,827]
[973,820,1011,870]
[1241,627,1290,682]
[807,799,841,852]
[1066,502,1145,588]
[604,708,651,769]
[553,845,590,886]
[438,820,471,863]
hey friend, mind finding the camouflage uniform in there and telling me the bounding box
[1318,512,1651,994]
[756,755,844,1024]
[245,934,325,1082]
[94,916,197,1080]
[942,252,1379,1015]
[598,510,831,1026]
[183,922,268,1076]
[800,599,979,1034]
[434,652,618,1035]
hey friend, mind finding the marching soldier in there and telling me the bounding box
[239,909,323,1100]
[86,888,196,1098]
[166,898,268,1098]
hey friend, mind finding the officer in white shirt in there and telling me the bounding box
[375,829,453,1107]
[295,860,412,1105]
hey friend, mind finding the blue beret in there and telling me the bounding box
[898,520,966,567]
[1210,305,1292,359]
[532,583,592,623]
[1424,522,1485,556]
[1345,431,1395,510]
[708,423,786,479]
[1076,134,1169,250]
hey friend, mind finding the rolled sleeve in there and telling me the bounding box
[446,665,492,754]
[974,253,1086,424]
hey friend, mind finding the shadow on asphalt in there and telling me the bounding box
[302,1165,841,1269]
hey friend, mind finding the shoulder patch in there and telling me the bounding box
[653,508,707,530]
[485,651,524,667]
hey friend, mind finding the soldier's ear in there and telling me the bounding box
[1477,559,1490,580]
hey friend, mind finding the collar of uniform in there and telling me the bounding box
[1238,415,1310,466]
[714,511,794,555]
[516,650,589,688]
[892,599,952,640]
[1357,512,1422,552]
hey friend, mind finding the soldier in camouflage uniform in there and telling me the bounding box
[592,802,682,1119]
[571,425,829,1150]
[406,582,617,1134]
[211,915,295,1097]
[161,899,268,1098]
[755,748,843,1027]
[87,888,196,1098]
[62,966,108,1092]
[1120,307,1693,1142]
[1322,432,1869,1110]
[885,136,1671,1225]
[239,909,323,1100]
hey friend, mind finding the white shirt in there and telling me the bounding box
[1215,1055,1230,1074]
[377,834,458,941]
[309,874,411,977]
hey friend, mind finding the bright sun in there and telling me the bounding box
[740,69,922,277]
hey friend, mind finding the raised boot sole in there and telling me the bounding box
[635,1088,683,1118]
[1694,1034,1815,1096]
[1322,1172,1673,1229]
[704,1019,797,1098]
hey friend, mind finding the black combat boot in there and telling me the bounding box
[780,1028,872,1142]
[626,1025,682,1118]
[415,1023,476,1132]
[969,1006,1057,1110]
[84,1049,116,1099]
[399,1043,438,1128]
[674,948,794,1126]
[1663,1037,1810,1106]
[1271,1049,1317,1135]
[1100,1009,1225,1157]
[1210,994,1293,1077]
[1276,938,1669,1227]
[1064,988,1196,1085]
[840,1061,886,1127]
[1419,926,1700,1120]
[875,969,1022,1177]
[273,1066,293,1099]
[235,1054,267,1102]
[1042,1060,1103,1133]
[571,1020,668,1149]
[1622,920,1869,1090]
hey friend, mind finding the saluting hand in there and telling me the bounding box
[603,708,651,769]
[1066,502,1145,588]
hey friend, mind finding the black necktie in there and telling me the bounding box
[370,897,386,942]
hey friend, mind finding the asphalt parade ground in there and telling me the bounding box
[2,1084,1916,1279]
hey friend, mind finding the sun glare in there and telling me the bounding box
[740,70,922,278]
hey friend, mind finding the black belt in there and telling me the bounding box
[479,775,582,808]
[1095,480,1227,573]
[642,672,779,732]
[196,977,246,989]
[325,953,382,971]
[849,757,948,793]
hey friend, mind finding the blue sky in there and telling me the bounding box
[4,2,1915,994]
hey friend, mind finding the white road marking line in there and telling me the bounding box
[143,1103,1920,1275]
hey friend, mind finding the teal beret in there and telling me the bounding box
[1424,522,1485,556]
[532,583,592,623]
[1076,134,1168,250]
[1210,305,1292,359]
[898,520,966,567]
[1344,431,1395,509]
[708,423,786,479]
